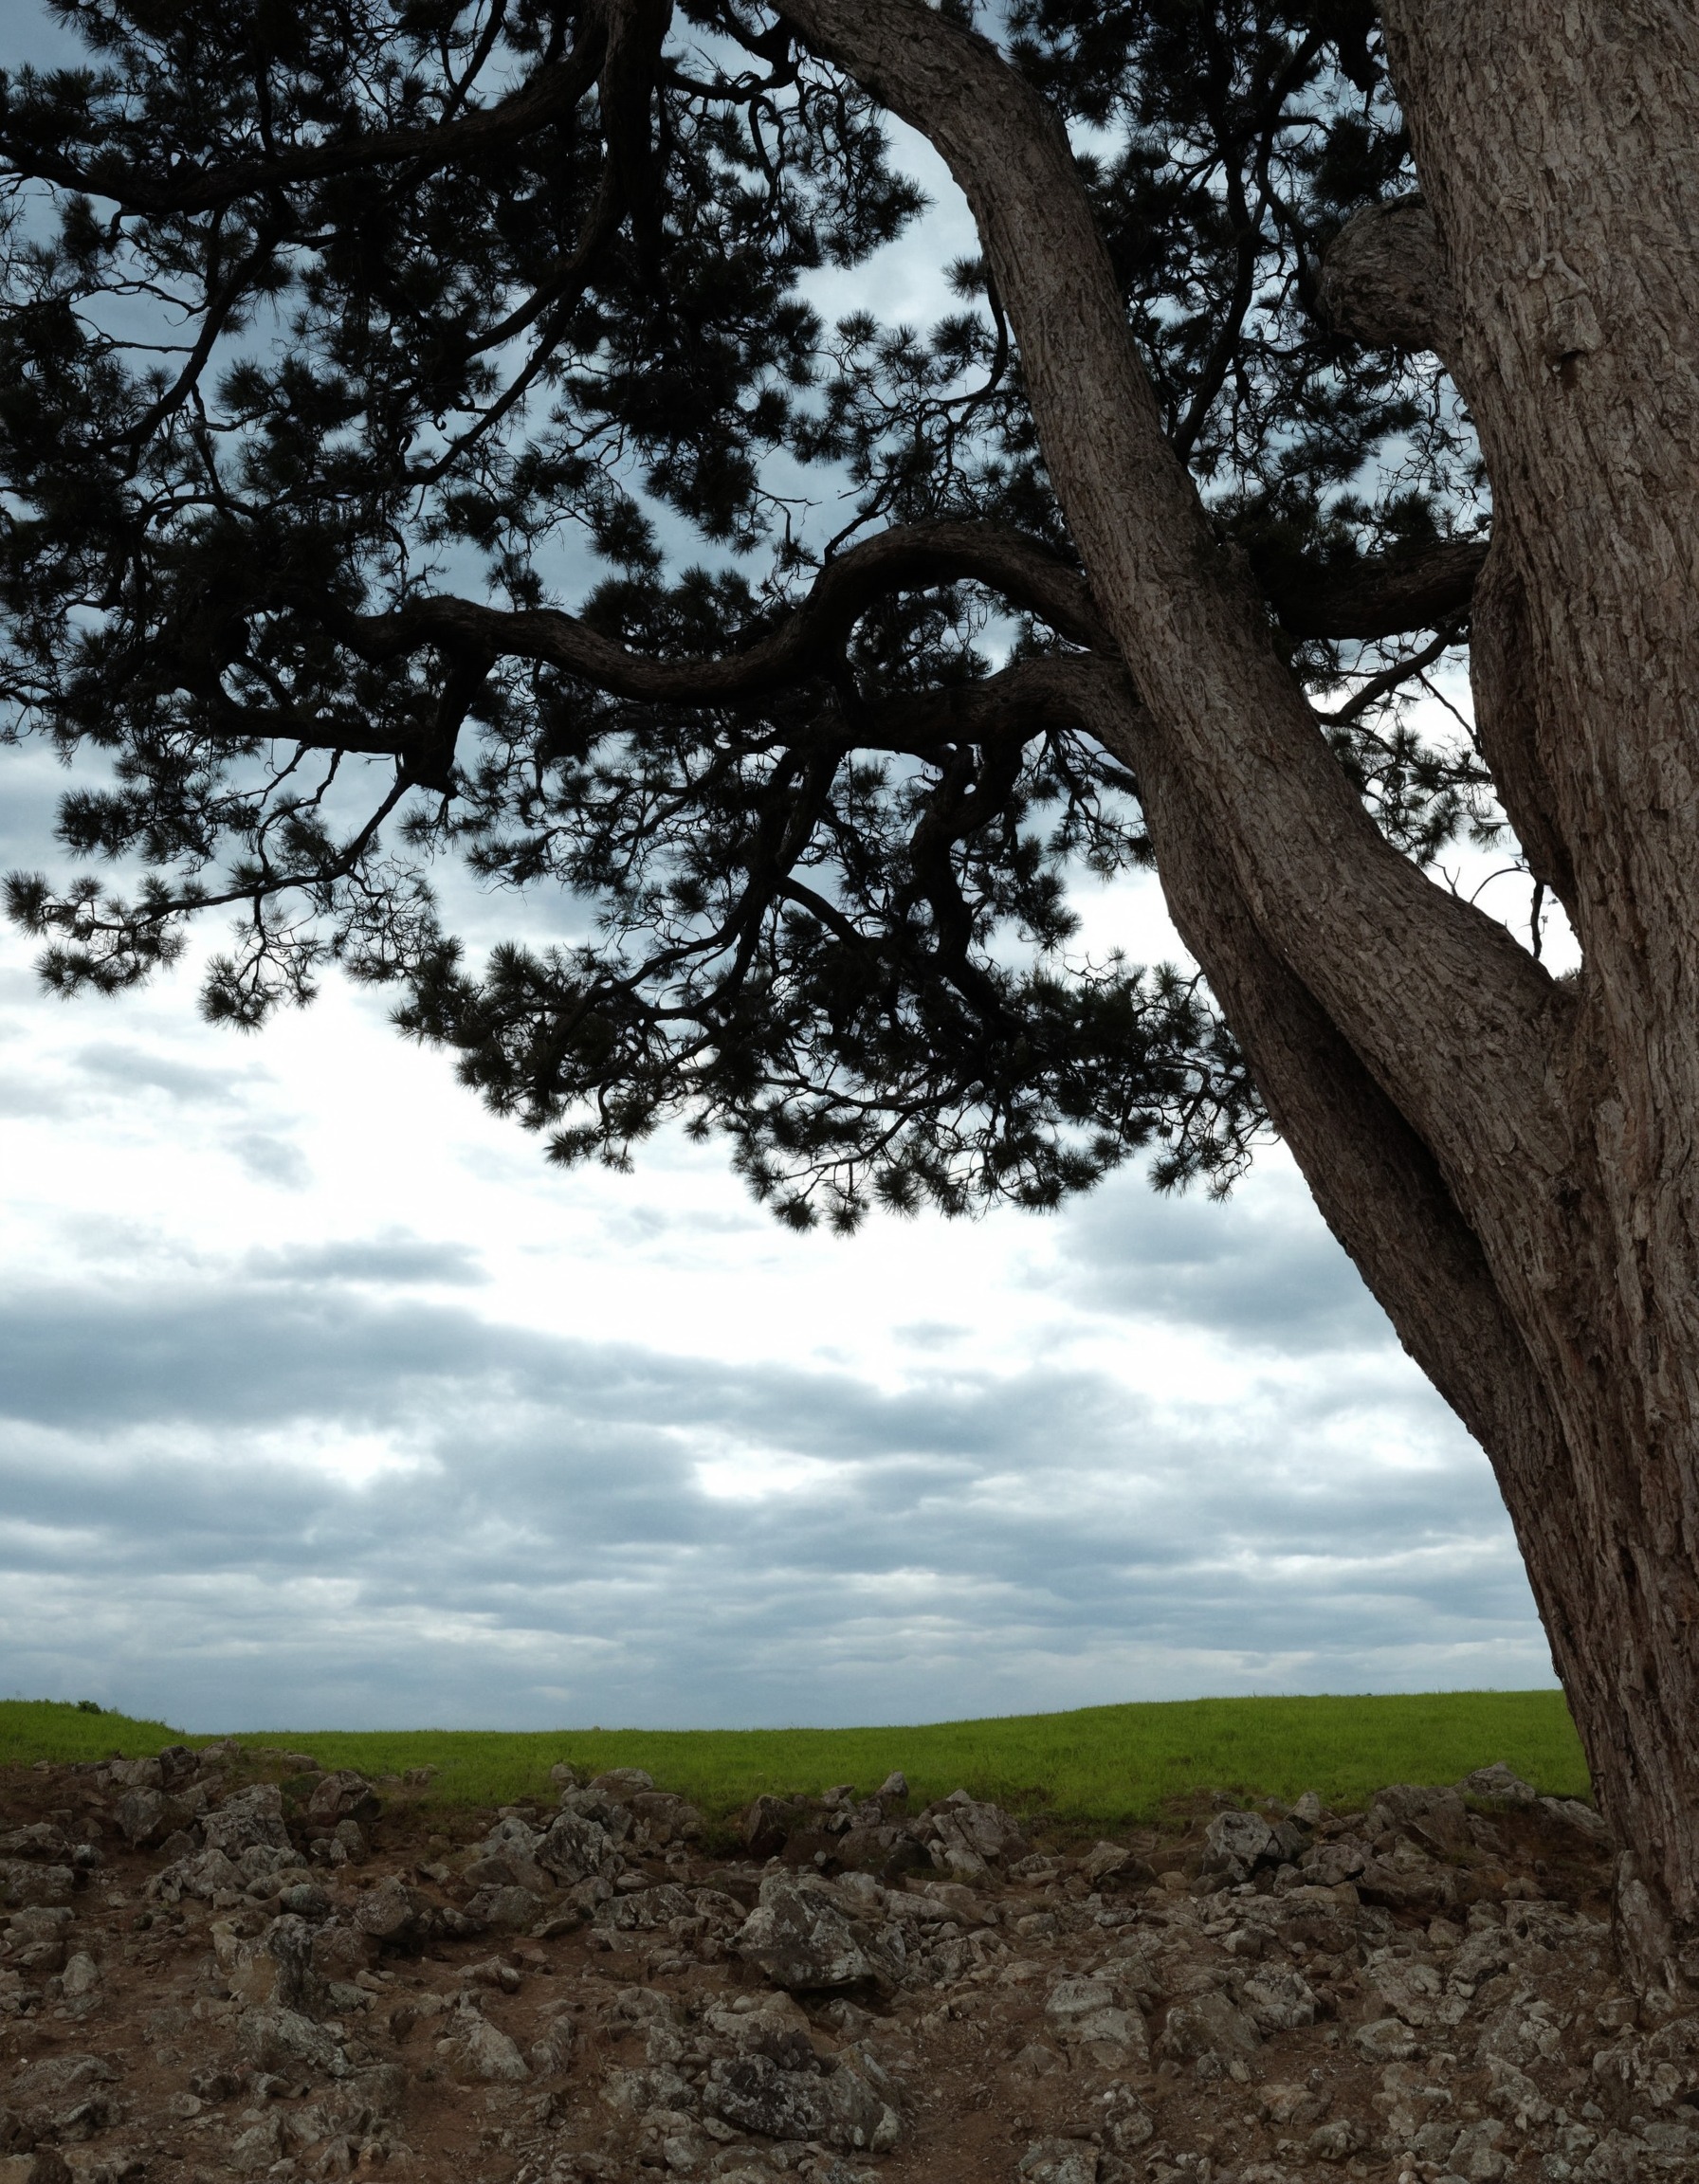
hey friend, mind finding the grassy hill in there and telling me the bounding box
[0,1689,1588,1829]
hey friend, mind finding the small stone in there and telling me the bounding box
[59,1952,100,1997]
[1354,2015,1421,2063]
[446,2008,529,2084]
[1015,2137,1101,2184]
[1463,1761,1538,1807]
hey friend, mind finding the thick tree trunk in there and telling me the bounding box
[1380,0,1699,2000]
[783,0,1699,1996]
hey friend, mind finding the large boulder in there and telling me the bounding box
[116,1786,192,1847]
[1368,1785,1472,1859]
[1157,1989,1263,2064]
[730,1877,903,1993]
[1204,1809,1281,1872]
[304,1772,381,1828]
[1045,1976,1149,2070]
[442,2006,529,2084]
[202,1784,293,1861]
[922,1791,1027,1881]
[537,1809,622,1884]
[352,1874,432,1946]
[237,2005,347,2080]
[464,1815,552,1895]
[702,2053,899,2154]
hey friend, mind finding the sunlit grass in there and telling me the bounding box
[1,1690,1588,1829]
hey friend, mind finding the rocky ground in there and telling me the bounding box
[2,1743,1694,2184]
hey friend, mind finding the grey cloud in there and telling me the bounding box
[1039,1167,1393,1354]
[227,1130,312,1190]
[76,1041,251,1105]
[0,1249,1549,1730]
[244,1233,487,1288]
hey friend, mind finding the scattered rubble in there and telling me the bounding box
[0,1744,1688,2183]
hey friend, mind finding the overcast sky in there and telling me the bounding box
[0,2,1558,1734]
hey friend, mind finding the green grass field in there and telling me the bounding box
[0,1690,1588,1832]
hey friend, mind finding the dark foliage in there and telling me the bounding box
[0,0,1489,1225]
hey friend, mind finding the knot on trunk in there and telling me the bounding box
[1318,195,1458,356]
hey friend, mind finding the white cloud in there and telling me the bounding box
[0,17,1558,1734]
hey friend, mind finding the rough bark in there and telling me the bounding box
[1317,194,1459,355]
[781,0,1699,1996]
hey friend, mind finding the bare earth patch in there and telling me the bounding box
[1,1744,1690,2184]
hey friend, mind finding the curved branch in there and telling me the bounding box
[338,519,1115,696]
[776,0,1568,1229]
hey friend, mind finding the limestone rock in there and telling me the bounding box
[1158,1989,1262,2062]
[443,2007,529,2084]
[146,1846,244,1904]
[1204,1808,1280,1873]
[304,1772,380,1828]
[0,1863,74,1910]
[202,1784,293,1861]
[1045,1975,1150,2068]
[701,2053,898,2154]
[731,1876,901,1993]
[1016,2138,1101,2184]
[1464,1761,1538,1807]
[352,1873,432,1944]
[237,2004,347,2080]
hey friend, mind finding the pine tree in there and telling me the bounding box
[4,0,1696,1994]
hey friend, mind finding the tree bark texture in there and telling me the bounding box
[780,0,1699,1994]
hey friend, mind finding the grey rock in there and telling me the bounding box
[1464,1761,1538,1807]
[1300,1838,1367,1886]
[203,1784,293,1860]
[353,1873,432,1943]
[117,1787,189,1847]
[1542,1796,1611,1845]
[1045,1976,1150,2068]
[304,1772,380,1827]
[1016,2138,1101,2184]
[1240,1965,1320,2033]
[1354,2015,1421,2063]
[146,1846,244,1904]
[702,2054,898,2154]
[0,1863,75,1910]
[260,1912,328,2015]
[588,1768,655,1802]
[924,1791,1026,1880]
[9,2054,119,2101]
[464,1884,542,1931]
[594,1883,698,1932]
[601,2066,698,2117]
[1364,1955,1451,2028]
[1307,2117,1369,2161]
[0,1825,71,1863]
[1157,1989,1262,2062]
[731,1877,901,1993]
[537,1809,620,1884]
[1369,1784,1473,1858]
[445,2008,529,2084]
[238,2004,347,2079]
[1204,1809,1280,1870]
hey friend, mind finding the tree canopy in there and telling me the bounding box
[1,0,1492,1232]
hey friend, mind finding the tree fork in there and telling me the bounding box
[782,0,1699,1993]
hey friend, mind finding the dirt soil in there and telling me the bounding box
[2,1744,1694,2184]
